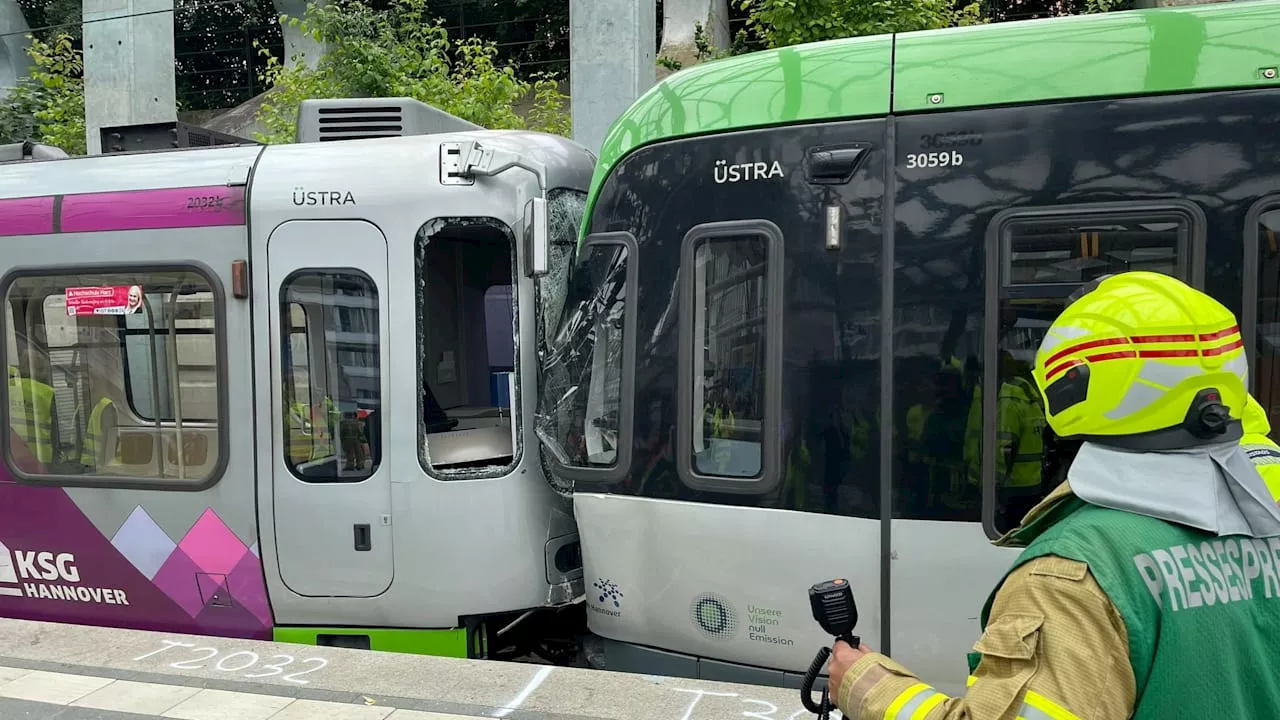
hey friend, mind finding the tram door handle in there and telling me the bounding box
[353,524,372,551]
[805,144,869,185]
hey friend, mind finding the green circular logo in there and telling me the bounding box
[690,592,738,640]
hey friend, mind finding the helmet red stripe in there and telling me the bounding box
[1199,325,1240,342]
[1202,337,1245,357]
[1043,336,1129,368]
[1085,350,1138,363]
[1129,334,1196,344]
[1045,358,1084,380]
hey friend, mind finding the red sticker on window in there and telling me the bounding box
[64,285,144,316]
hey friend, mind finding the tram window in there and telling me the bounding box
[691,234,768,478]
[1005,216,1186,285]
[535,233,636,482]
[1254,206,1280,441]
[415,219,520,478]
[3,269,224,485]
[279,271,381,484]
[989,209,1192,537]
[121,289,217,423]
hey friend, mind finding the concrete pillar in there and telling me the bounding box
[0,0,32,100]
[657,0,728,79]
[82,0,177,154]
[570,0,656,155]
[274,0,327,69]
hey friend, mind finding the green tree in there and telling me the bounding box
[0,32,86,154]
[740,0,986,48]
[253,0,571,143]
[16,0,84,42]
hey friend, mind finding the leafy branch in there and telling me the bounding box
[253,0,571,143]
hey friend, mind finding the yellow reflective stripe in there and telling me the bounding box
[1022,690,1081,720]
[964,677,1079,720]
[912,691,946,719]
[883,682,941,720]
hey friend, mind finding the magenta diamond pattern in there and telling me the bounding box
[109,505,270,628]
[180,509,250,575]
[151,550,205,617]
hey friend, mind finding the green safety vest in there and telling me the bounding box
[8,367,56,464]
[844,407,878,465]
[995,376,1044,489]
[710,405,735,439]
[80,396,122,467]
[973,498,1280,718]
[906,404,930,465]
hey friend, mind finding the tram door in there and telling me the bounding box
[267,219,394,598]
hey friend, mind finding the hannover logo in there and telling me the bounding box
[588,578,623,617]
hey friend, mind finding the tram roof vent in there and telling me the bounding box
[296,97,483,143]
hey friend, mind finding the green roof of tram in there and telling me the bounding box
[581,0,1280,242]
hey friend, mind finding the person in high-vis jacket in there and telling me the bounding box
[80,395,121,469]
[827,271,1280,719]
[993,352,1046,529]
[7,364,57,465]
[285,393,340,467]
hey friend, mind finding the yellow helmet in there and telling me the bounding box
[1032,271,1248,450]
[1244,394,1271,437]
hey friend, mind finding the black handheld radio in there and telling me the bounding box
[801,579,861,719]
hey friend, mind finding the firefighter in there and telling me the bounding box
[828,271,1280,719]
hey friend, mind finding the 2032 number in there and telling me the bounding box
[904,151,964,169]
[133,640,329,684]
[186,196,225,209]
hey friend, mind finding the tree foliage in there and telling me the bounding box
[253,0,571,143]
[740,0,986,48]
[16,0,83,41]
[0,32,86,154]
[174,0,283,111]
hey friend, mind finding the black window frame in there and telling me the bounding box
[544,231,639,485]
[676,219,784,495]
[981,200,1206,539]
[1243,195,1280,396]
[0,261,230,491]
[278,266,383,485]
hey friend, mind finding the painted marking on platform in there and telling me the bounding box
[491,665,554,718]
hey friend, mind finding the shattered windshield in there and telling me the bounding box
[536,239,630,470]
[540,189,586,345]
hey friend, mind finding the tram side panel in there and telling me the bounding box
[0,147,269,640]
[559,118,891,682]
[246,134,591,655]
[887,86,1280,690]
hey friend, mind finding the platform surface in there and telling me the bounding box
[0,619,836,719]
